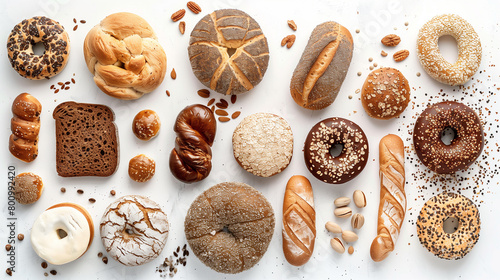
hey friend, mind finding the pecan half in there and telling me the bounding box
[393,49,409,62]
[287,20,297,31]
[281,35,296,49]
[381,34,401,46]
[187,1,202,14]
[171,9,186,22]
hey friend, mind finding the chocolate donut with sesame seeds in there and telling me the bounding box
[417,192,480,260]
[413,101,483,174]
[7,16,70,80]
[304,117,369,184]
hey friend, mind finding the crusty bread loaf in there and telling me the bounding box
[290,21,353,110]
[282,175,316,266]
[9,93,41,162]
[53,102,118,177]
[84,12,167,100]
[188,9,269,95]
[370,134,406,262]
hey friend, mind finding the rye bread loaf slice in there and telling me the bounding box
[53,101,119,177]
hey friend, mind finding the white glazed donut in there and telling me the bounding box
[30,203,94,265]
[417,14,482,86]
[100,195,169,266]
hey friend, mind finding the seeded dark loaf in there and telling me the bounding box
[53,101,118,177]
[290,21,353,110]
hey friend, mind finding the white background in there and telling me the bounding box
[1,0,499,279]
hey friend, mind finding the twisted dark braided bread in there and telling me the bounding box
[169,104,216,183]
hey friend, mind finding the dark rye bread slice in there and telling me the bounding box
[53,101,119,177]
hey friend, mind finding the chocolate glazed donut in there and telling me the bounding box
[413,101,483,174]
[304,117,369,184]
[169,105,216,183]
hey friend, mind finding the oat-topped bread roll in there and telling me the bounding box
[188,9,270,95]
[290,21,353,110]
[84,12,167,100]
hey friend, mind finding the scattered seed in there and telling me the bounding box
[98,252,103,258]
[17,234,24,241]
[110,190,116,196]
[356,29,360,33]
[80,20,86,24]
[373,63,378,67]
[54,89,59,93]
[65,86,70,90]
[215,109,228,116]
[197,89,210,98]
[357,72,362,76]
[58,82,63,86]
[348,95,353,99]
[210,105,215,112]
[50,85,54,89]
[416,72,421,77]
[5,244,11,251]
[231,111,241,119]
[73,18,77,23]
[171,68,177,79]
[231,95,237,104]
[60,187,66,193]
[355,89,361,94]
[44,272,48,276]
[73,25,78,31]
[348,246,354,254]
[41,262,48,269]
[215,102,226,109]
[405,22,409,26]
[102,257,108,264]
[166,90,170,97]
[89,198,96,203]
[218,116,230,122]
[71,78,75,84]
[207,98,215,106]
[369,66,374,70]
[368,57,373,62]
[65,81,70,85]
[50,270,57,275]
[220,99,229,107]
[77,189,84,194]
[173,252,178,257]
[6,268,12,276]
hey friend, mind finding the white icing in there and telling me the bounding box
[30,206,91,265]
[100,195,169,266]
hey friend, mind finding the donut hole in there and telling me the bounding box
[222,225,230,233]
[226,48,237,58]
[329,143,344,158]
[57,229,68,239]
[438,35,459,64]
[32,42,46,56]
[440,127,457,145]
[443,216,459,234]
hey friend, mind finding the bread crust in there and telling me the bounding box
[290,22,353,110]
[282,175,315,266]
[370,134,405,262]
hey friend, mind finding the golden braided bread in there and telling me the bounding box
[169,105,216,183]
[10,93,41,162]
[84,12,166,100]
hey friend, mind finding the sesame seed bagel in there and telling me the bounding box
[7,16,70,80]
[184,182,275,274]
[304,117,369,184]
[413,101,483,174]
[417,14,481,86]
[417,192,480,260]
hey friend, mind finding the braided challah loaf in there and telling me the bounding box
[188,9,270,95]
[84,12,166,100]
[169,105,216,183]
[10,93,41,162]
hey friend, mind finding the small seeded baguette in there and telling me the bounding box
[370,134,406,262]
[290,21,353,110]
[282,175,316,266]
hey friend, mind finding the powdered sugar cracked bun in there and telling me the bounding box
[100,195,169,266]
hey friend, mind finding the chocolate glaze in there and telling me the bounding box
[413,101,483,174]
[304,117,369,184]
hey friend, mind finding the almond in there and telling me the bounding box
[287,20,297,31]
[381,34,401,46]
[231,111,241,119]
[186,1,202,14]
[207,98,215,106]
[215,109,228,116]
[218,116,230,122]
[393,49,409,62]
[281,35,296,48]
[171,68,177,79]
[179,21,186,35]
[197,89,210,98]
[171,9,186,22]
[231,95,237,104]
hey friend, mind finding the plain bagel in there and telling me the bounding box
[417,14,481,86]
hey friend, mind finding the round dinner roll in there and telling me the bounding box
[185,182,275,274]
[361,68,410,119]
[14,172,43,204]
[31,203,94,265]
[84,12,167,100]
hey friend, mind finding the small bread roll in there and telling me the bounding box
[361,68,410,119]
[128,154,155,182]
[14,172,43,204]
